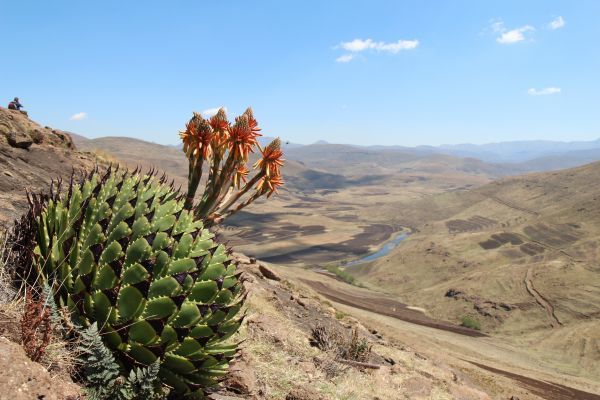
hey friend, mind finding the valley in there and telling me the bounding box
[3,111,598,398]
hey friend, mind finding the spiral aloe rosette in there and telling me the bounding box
[32,168,243,398]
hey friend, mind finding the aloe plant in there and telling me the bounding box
[15,168,243,398]
[7,107,286,398]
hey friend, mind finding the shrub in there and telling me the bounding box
[325,265,356,285]
[460,315,481,330]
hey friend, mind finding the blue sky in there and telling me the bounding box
[2,1,599,146]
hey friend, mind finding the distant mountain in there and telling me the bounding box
[431,139,600,163]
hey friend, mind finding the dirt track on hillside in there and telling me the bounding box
[468,361,600,400]
[300,279,487,337]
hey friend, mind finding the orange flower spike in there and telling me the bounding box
[243,107,261,134]
[195,118,215,160]
[257,173,284,197]
[229,115,260,161]
[254,138,284,177]
[209,108,229,133]
[180,113,202,157]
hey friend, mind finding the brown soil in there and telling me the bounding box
[300,279,487,338]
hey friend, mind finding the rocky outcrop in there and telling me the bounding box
[0,108,75,149]
[0,107,96,227]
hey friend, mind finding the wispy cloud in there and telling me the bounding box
[335,38,418,62]
[340,38,419,53]
[492,21,535,44]
[201,107,227,117]
[70,112,87,121]
[336,54,355,63]
[549,16,565,30]
[528,87,561,96]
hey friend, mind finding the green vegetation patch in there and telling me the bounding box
[326,265,356,285]
[460,315,481,330]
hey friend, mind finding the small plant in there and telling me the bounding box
[310,324,371,363]
[310,324,343,353]
[334,310,347,320]
[180,108,284,226]
[79,323,166,400]
[460,315,481,330]
[21,290,52,362]
[340,327,372,363]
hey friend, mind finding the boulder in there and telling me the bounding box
[6,131,33,149]
[0,337,82,400]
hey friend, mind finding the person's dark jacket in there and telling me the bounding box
[8,100,23,110]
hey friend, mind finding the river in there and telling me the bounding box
[345,232,410,266]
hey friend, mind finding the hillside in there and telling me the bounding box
[348,161,600,383]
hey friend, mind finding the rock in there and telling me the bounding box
[232,253,251,264]
[6,131,33,149]
[258,264,281,281]
[222,358,256,395]
[0,337,82,400]
[445,288,463,298]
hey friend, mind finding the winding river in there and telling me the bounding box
[345,232,410,266]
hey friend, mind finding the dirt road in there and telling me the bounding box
[300,279,487,337]
[468,361,600,400]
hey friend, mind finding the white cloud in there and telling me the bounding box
[70,112,87,121]
[549,16,565,30]
[497,25,535,44]
[339,38,419,54]
[336,54,355,63]
[201,107,227,118]
[528,87,561,96]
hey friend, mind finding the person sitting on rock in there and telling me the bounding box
[7,97,23,110]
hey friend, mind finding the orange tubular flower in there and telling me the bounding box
[180,113,215,160]
[232,164,249,188]
[257,173,284,197]
[209,108,229,133]
[180,113,201,157]
[229,115,261,161]
[254,138,284,177]
[243,107,261,134]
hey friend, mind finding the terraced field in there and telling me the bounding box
[446,215,498,233]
